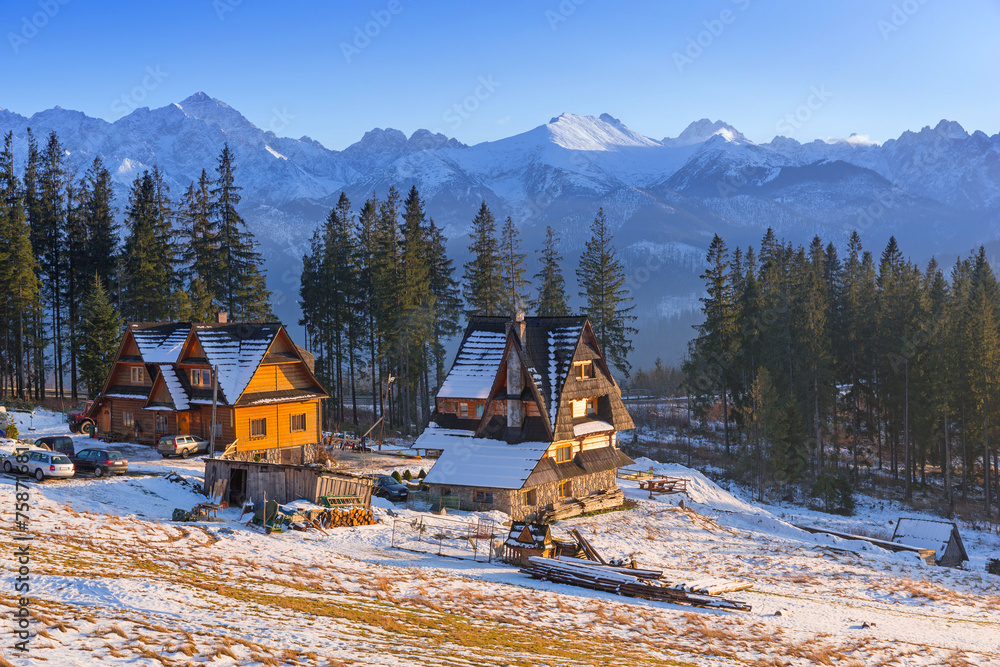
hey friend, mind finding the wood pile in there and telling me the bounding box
[540,489,624,522]
[288,506,378,529]
[521,557,751,611]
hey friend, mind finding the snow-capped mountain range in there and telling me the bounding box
[2,92,998,363]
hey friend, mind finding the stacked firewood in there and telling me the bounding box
[321,507,377,528]
[540,488,624,522]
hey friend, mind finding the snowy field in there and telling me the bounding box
[1,410,999,665]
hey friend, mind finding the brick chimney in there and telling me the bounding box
[216,311,228,324]
[506,311,526,439]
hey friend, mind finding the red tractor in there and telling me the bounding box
[67,400,96,435]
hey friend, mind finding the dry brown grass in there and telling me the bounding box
[101,642,127,658]
[49,619,78,632]
[251,654,281,666]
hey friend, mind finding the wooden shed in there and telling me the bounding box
[503,522,555,566]
[891,518,969,568]
[204,458,372,509]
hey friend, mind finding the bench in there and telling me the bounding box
[638,476,688,498]
[319,495,364,508]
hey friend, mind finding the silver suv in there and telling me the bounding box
[157,435,209,459]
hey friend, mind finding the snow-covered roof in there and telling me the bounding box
[159,365,190,411]
[418,427,549,489]
[891,518,966,561]
[194,324,278,404]
[436,331,507,399]
[546,325,583,425]
[573,420,614,437]
[130,324,190,363]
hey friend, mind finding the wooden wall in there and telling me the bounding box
[204,458,372,507]
[244,364,315,394]
[234,399,322,451]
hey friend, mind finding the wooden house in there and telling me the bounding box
[88,316,327,460]
[891,518,969,568]
[417,314,635,521]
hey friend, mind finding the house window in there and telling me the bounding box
[554,444,573,463]
[191,369,212,387]
[523,489,537,506]
[214,421,223,438]
[474,489,494,504]
[155,414,167,432]
[459,402,468,418]
[290,413,306,432]
[122,410,135,428]
[586,398,598,416]
[475,403,484,419]
[558,481,572,499]
[130,367,144,384]
[250,418,267,439]
[576,361,594,379]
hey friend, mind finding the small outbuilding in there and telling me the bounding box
[891,518,969,567]
[203,457,372,509]
[504,522,555,565]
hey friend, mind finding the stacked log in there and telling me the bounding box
[521,557,751,611]
[540,489,625,522]
[321,507,378,528]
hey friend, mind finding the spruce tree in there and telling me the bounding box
[79,276,123,398]
[38,131,67,397]
[532,225,570,317]
[82,157,118,293]
[462,201,503,318]
[120,171,176,322]
[426,218,462,386]
[499,215,529,314]
[577,208,636,376]
[179,169,217,321]
[210,143,271,320]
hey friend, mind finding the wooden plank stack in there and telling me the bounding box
[521,557,751,611]
[540,489,625,522]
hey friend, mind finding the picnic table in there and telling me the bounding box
[638,476,688,498]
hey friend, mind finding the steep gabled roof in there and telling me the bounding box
[193,322,281,404]
[437,318,508,399]
[129,323,191,363]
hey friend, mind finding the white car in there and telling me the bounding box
[3,450,75,481]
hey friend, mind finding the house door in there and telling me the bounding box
[178,412,190,435]
[100,408,111,433]
[228,469,247,507]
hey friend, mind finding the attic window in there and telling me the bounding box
[554,444,573,463]
[575,361,594,379]
[130,367,144,384]
[586,398,597,416]
[191,369,212,387]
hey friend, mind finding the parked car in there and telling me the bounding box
[7,450,75,481]
[2,446,47,473]
[373,475,409,502]
[156,434,210,458]
[70,448,129,477]
[32,436,75,456]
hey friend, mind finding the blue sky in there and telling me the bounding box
[1,0,998,149]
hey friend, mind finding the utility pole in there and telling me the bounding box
[210,364,219,458]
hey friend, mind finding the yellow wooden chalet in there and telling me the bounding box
[89,318,327,455]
